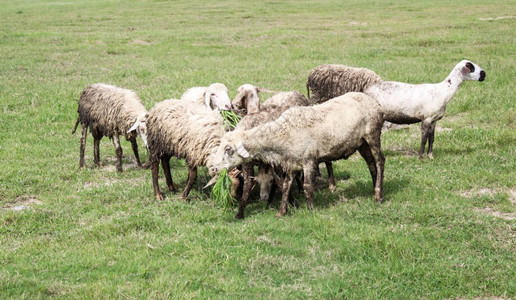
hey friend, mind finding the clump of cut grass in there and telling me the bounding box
[210,168,237,209]
[221,109,241,129]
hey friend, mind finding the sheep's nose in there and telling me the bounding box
[211,167,219,174]
[479,70,486,82]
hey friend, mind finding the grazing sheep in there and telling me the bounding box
[71,83,148,172]
[232,89,312,218]
[181,83,232,111]
[231,84,276,116]
[211,92,385,217]
[306,60,486,158]
[146,99,225,200]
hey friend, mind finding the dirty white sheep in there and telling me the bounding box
[211,92,385,217]
[180,83,232,111]
[146,99,225,200]
[72,83,148,172]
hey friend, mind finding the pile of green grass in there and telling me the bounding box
[221,109,242,130]
[210,168,237,209]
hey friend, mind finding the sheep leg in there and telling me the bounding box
[152,160,163,200]
[358,143,377,187]
[419,120,432,159]
[79,123,88,169]
[426,122,437,159]
[235,163,254,219]
[303,161,317,210]
[112,134,123,173]
[161,155,175,192]
[325,161,336,192]
[91,127,103,168]
[365,137,385,203]
[130,137,143,168]
[181,166,197,200]
[276,174,293,217]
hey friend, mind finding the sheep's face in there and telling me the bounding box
[205,83,232,111]
[128,113,148,148]
[459,60,486,82]
[256,167,274,202]
[210,133,250,174]
[233,84,260,114]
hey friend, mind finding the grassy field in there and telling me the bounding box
[1,0,515,298]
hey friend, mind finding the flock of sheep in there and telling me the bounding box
[72,60,486,218]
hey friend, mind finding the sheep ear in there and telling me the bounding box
[204,91,213,109]
[232,89,246,109]
[256,87,276,94]
[236,142,250,158]
[127,120,139,133]
[461,65,471,74]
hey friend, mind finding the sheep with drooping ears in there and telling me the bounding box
[145,99,226,200]
[306,60,486,159]
[71,83,148,172]
[181,83,232,112]
[211,92,385,218]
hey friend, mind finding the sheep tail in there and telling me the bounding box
[71,115,80,134]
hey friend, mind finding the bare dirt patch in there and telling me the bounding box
[3,195,43,211]
[479,16,516,21]
[462,187,516,220]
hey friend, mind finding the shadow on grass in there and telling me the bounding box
[225,176,411,219]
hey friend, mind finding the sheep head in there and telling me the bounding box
[205,83,232,111]
[210,131,250,174]
[457,60,486,82]
[127,112,148,147]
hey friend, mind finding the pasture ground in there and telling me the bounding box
[0,0,515,298]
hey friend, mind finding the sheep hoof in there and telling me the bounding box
[155,193,164,201]
[180,194,189,201]
[428,153,434,159]
[234,212,245,219]
[329,184,337,193]
[275,210,287,217]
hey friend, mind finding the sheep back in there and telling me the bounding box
[77,83,146,139]
[240,92,383,171]
[236,92,310,131]
[306,64,382,104]
[146,99,225,168]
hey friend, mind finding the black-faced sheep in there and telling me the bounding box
[71,83,148,172]
[181,83,232,112]
[306,60,486,159]
[211,92,385,217]
[146,99,225,200]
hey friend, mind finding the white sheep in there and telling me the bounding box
[211,92,385,217]
[71,83,148,172]
[145,98,225,200]
[306,60,486,158]
[180,83,232,111]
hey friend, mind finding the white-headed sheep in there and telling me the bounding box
[211,92,385,217]
[71,83,148,172]
[306,60,486,158]
[180,83,232,111]
[146,99,225,200]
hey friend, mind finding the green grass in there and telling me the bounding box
[1,0,515,298]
